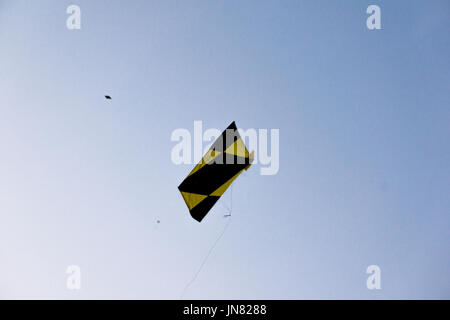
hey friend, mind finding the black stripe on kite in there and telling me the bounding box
[178,154,250,195]
[189,196,220,222]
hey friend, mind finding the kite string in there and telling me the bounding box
[179,218,232,299]
[230,183,232,213]
[220,184,233,215]
[180,186,233,299]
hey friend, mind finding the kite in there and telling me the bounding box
[105,95,112,100]
[178,121,254,222]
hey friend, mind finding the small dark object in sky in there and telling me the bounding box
[105,95,111,100]
[156,220,160,224]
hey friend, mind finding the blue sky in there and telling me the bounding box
[0,0,449,299]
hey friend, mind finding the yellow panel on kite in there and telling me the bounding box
[224,138,250,158]
[180,192,208,210]
[188,149,222,177]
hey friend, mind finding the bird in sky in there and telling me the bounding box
[105,95,111,100]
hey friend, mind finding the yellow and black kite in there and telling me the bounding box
[178,121,254,222]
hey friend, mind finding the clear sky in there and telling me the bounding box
[0,0,449,299]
